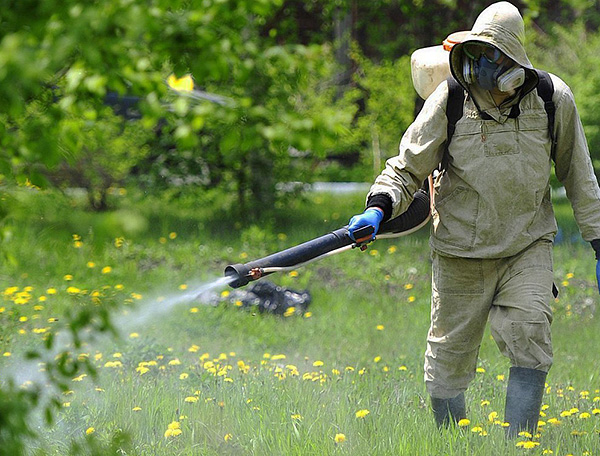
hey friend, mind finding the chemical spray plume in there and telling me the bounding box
[113,275,233,333]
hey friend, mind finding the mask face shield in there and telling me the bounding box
[462,42,525,92]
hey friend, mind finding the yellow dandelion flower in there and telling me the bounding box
[3,352,11,357]
[547,418,561,425]
[376,325,384,331]
[373,356,381,363]
[101,266,112,274]
[87,262,95,268]
[271,354,286,361]
[288,270,298,278]
[334,433,346,443]
[86,427,95,435]
[64,275,73,281]
[579,412,591,419]
[284,307,295,317]
[476,367,486,373]
[185,396,199,403]
[132,406,142,411]
[404,283,413,290]
[458,419,470,427]
[47,288,57,295]
[488,411,498,422]
[224,433,232,442]
[355,409,370,419]
[63,402,71,407]
[169,232,177,239]
[129,332,139,338]
[190,307,199,313]
[592,408,600,415]
[291,414,303,420]
[179,373,189,380]
[387,246,397,254]
[136,366,149,375]
[313,360,324,367]
[168,358,181,365]
[304,312,312,318]
[517,441,540,449]
[471,426,483,433]
[66,286,81,294]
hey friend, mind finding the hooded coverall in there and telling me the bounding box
[365,2,600,400]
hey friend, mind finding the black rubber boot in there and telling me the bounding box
[431,392,466,428]
[504,366,547,438]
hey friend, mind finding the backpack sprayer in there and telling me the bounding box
[224,188,430,288]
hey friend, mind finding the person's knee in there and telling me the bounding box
[494,317,553,371]
[425,345,480,398]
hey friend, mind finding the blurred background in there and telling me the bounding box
[2,0,599,228]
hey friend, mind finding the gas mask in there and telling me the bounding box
[462,43,525,92]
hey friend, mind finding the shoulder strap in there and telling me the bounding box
[442,77,465,171]
[535,69,557,162]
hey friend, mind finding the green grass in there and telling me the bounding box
[1,188,600,455]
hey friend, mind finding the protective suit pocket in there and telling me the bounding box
[433,254,484,295]
[433,186,479,249]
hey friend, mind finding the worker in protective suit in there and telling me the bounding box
[348,2,600,437]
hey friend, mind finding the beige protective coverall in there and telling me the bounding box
[367,2,600,398]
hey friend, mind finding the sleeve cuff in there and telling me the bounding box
[366,193,393,222]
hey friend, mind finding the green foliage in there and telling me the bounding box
[0,384,38,456]
[1,0,354,217]
[527,22,600,169]
[349,47,417,178]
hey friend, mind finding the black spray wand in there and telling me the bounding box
[224,189,430,288]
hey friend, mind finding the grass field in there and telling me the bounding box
[1,187,600,455]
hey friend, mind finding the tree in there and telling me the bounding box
[0,0,353,218]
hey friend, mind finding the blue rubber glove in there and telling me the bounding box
[596,260,600,294]
[348,208,384,241]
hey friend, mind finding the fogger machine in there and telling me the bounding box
[224,189,430,288]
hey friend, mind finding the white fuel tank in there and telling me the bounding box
[410,31,469,100]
